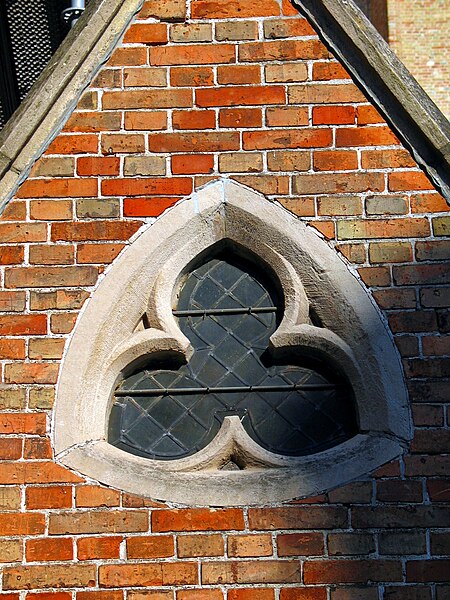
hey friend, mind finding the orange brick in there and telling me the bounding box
[231,174,289,195]
[314,150,358,171]
[239,40,328,62]
[63,112,121,132]
[389,171,435,192]
[358,266,391,287]
[0,438,22,460]
[101,134,145,154]
[0,462,82,485]
[127,535,174,559]
[108,47,148,67]
[293,172,384,195]
[338,243,367,263]
[153,508,245,532]
[265,63,308,83]
[173,110,216,129]
[263,18,315,38]
[0,246,24,265]
[219,108,262,128]
[76,485,120,507]
[357,105,386,124]
[16,179,97,199]
[150,44,235,65]
[308,221,335,239]
[1,200,27,220]
[3,565,96,590]
[78,592,123,600]
[266,106,309,126]
[177,592,222,600]
[228,591,275,600]
[177,534,224,558]
[411,192,449,213]
[313,105,356,125]
[77,157,120,176]
[278,197,315,216]
[49,511,148,534]
[313,62,350,80]
[170,66,214,87]
[5,363,59,385]
[217,65,261,85]
[124,67,167,87]
[26,538,73,562]
[26,486,72,509]
[0,223,47,243]
[0,513,45,536]
[123,197,180,217]
[0,338,26,360]
[361,149,415,169]
[202,560,301,584]
[267,151,310,172]
[243,129,332,150]
[50,313,77,334]
[0,413,46,435]
[45,134,99,155]
[77,536,122,560]
[103,89,192,110]
[289,83,366,104]
[5,266,97,288]
[27,593,72,600]
[29,245,74,265]
[23,437,53,459]
[52,221,141,241]
[196,86,285,107]
[192,0,280,18]
[124,23,168,44]
[138,0,186,21]
[29,200,72,221]
[150,132,239,153]
[102,177,192,196]
[125,111,168,131]
[228,534,273,557]
[172,154,214,174]
[77,243,124,264]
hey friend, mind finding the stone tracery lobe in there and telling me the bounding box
[109,258,357,460]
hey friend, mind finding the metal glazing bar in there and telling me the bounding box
[115,383,340,397]
[172,307,278,317]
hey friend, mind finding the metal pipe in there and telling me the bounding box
[61,0,85,28]
[115,383,341,397]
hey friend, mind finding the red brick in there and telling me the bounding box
[171,67,214,87]
[361,149,415,169]
[263,18,316,38]
[78,593,123,600]
[191,0,280,18]
[411,429,450,454]
[227,534,273,557]
[27,594,72,600]
[277,533,324,556]
[219,108,262,128]
[49,511,148,535]
[101,134,145,154]
[393,263,449,285]
[289,83,365,104]
[304,560,402,583]
[228,591,274,600]
[77,536,122,560]
[428,480,450,502]
[52,221,141,242]
[177,592,222,600]
[0,513,45,536]
[5,266,97,288]
[29,200,72,221]
[266,106,309,127]
[150,44,235,65]
[389,171,435,192]
[123,197,180,217]
[177,534,224,557]
[411,192,449,213]
[0,413,46,435]
[77,157,120,176]
[0,338,26,359]
[123,23,168,44]
[407,560,450,582]
[196,86,285,107]
[127,535,174,558]
[23,437,53,459]
[202,560,301,584]
[412,404,444,427]
[336,126,399,147]
[102,177,192,196]
[63,112,121,132]
[1,200,26,220]
[29,245,74,265]
[239,40,328,62]
[243,129,332,150]
[150,132,239,153]
[172,110,216,129]
[377,480,423,503]
[16,179,97,199]
[26,538,73,562]
[0,246,24,265]
[338,218,429,240]
[280,590,327,600]
[0,462,82,485]
[5,363,59,385]
[357,105,385,124]
[312,105,355,125]
[138,0,186,21]
[26,486,72,509]
[99,562,197,587]
[107,47,148,66]
[45,134,99,155]
[308,220,335,239]
[172,154,214,174]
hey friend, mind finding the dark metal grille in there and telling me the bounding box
[0,0,78,128]
[109,258,357,460]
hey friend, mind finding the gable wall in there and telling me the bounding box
[0,0,449,597]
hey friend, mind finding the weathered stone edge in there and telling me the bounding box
[294,0,450,202]
[0,0,144,212]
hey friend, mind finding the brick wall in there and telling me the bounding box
[0,0,449,597]
[388,0,450,118]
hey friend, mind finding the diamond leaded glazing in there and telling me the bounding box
[108,258,357,460]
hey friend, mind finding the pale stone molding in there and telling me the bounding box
[54,180,411,506]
